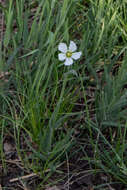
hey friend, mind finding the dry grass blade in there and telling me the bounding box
[46,186,61,190]
[9,173,38,183]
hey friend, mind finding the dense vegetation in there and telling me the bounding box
[1,0,127,189]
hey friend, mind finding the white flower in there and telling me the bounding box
[58,41,82,66]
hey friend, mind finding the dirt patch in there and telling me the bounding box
[0,133,127,190]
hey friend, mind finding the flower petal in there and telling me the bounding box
[58,53,66,61]
[71,52,82,60]
[69,41,77,52]
[58,43,67,53]
[64,58,73,66]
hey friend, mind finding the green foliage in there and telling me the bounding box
[1,0,127,188]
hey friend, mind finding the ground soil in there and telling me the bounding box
[0,134,127,190]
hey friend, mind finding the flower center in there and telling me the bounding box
[66,51,72,58]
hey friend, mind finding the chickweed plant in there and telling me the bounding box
[1,0,127,189]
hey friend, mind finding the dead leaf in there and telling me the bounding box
[0,72,10,79]
[4,142,15,155]
[0,184,2,190]
[89,187,94,190]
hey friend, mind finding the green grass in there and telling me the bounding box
[1,0,127,189]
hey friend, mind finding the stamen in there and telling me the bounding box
[66,51,72,58]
